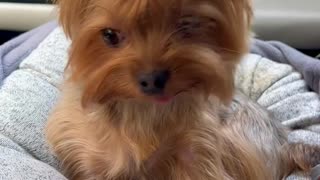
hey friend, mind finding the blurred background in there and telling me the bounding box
[0,0,319,56]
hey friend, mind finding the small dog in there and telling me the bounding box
[46,0,320,179]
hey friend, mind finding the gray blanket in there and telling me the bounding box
[0,21,57,84]
[0,27,319,179]
[251,39,320,94]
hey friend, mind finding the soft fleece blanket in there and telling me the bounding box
[251,40,320,94]
[0,21,57,84]
[0,27,319,179]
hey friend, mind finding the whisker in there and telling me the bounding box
[215,47,242,55]
[171,64,187,73]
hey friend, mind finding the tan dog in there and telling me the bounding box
[46,0,320,179]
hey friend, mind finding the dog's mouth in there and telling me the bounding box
[151,82,200,104]
[151,91,183,104]
[152,90,191,104]
[153,95,174,104]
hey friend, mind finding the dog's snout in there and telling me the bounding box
[138,70,170,95]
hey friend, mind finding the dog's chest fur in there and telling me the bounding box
[47,83,284,179]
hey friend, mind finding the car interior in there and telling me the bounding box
[0,0,319,57]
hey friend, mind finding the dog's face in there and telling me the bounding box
[57,0,252,106]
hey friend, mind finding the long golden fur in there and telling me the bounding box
[46,0,320,179]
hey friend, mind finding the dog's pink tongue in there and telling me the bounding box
[154,96,172,104]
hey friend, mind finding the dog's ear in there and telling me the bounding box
[53,0,91,39]
[229,0,253,26]
[227,0,253,50]
[242,0,253,25]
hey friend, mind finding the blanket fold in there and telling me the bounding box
[251,39,320,94]
[0,21,57,84]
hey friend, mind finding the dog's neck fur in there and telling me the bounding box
[53,82,275,179]
[97,94,219,141]
[60,82,227,178]
[95,94,224,177]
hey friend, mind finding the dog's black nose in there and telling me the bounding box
[138,70,170,95]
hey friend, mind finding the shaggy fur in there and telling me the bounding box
[46,0,320,179]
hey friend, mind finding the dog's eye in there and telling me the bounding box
[176,17,200,38]
[102,28,123,47]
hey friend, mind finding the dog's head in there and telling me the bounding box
[56,0,252,106]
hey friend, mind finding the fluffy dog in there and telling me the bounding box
[46,0,320,179]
